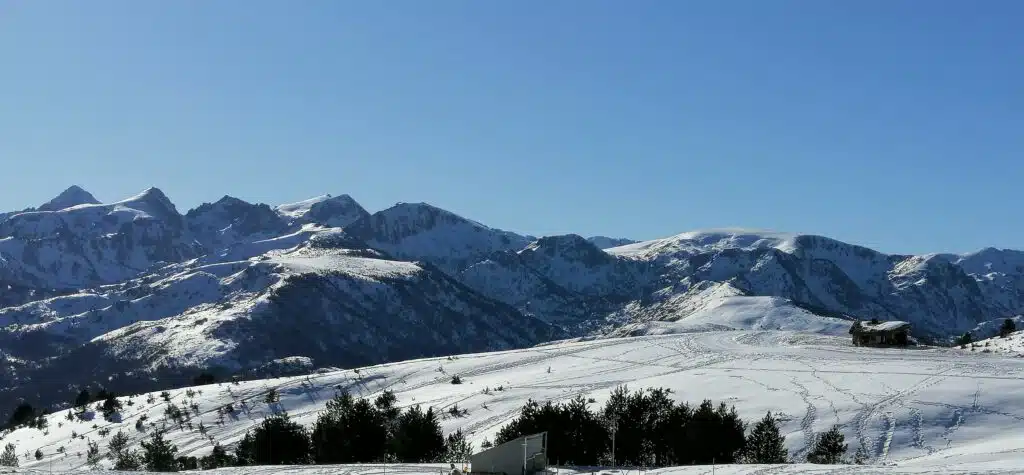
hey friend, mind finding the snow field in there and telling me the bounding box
[3,330,1023,473]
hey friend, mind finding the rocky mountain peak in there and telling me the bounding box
[120,187,180,220]
[522,234,611,265]
[185,196,288,248]
[305,194,369,228]
[37,185,100,212]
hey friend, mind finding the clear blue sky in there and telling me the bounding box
[2,1,1022,254]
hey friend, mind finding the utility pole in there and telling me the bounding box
[523,438,528,475]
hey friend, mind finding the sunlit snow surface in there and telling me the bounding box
[6,329,1024,474]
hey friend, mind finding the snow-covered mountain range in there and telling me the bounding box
[2,186,1024,416]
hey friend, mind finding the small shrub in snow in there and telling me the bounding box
[450,375,463,385]
[86,441,101,466]
[265,388,280,404]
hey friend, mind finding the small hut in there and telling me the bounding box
[850,320,911,346]
[470,432,547,475]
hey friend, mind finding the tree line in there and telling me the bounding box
[3,384,852,471]
[101,389,473,471]
[494,385,850,467]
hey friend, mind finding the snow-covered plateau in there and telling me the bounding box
[3,326,1024,473]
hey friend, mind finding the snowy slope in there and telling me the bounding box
[605,230,1024,339]
[5,329,1024,473]
[0,232,559,416]
[610,283,853,337]
[960,330,1024,357]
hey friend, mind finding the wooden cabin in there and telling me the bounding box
[850,320,911,346]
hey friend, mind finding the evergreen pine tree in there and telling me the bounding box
[957,332,973,346]
[200,443,235,469]
[113,443,143,470]
[193,372,216,386]
[683,400,731,465]
[1000,318,1017,338]
[141,431,179,471]
[391,405,445,462]
[109,430,130,456]
[806,425,847,464]
[312,391,387,464]
[374,390,400,425]
[0,443,17,467]
[7,402,35,428]
[853,445,870,465]
[34,449,43,461]
[744,412,788,464]
[237,413,311,465]
[86,441,101,466]
[264,388,280,404]
[74,388,91,408]
[101,393,123,421]
[175,456,199,470]
[445,429,473,463]
[234,431,255,466]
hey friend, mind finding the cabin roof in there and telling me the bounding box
[859,320,911,332]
